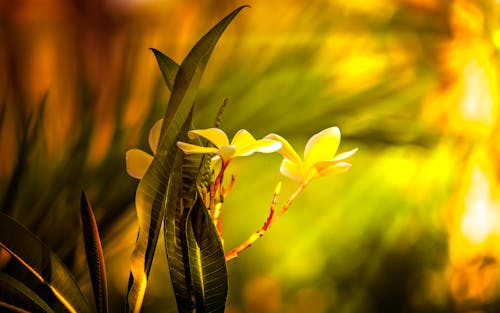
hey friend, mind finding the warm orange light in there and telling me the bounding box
[460,167,500,243]
[448,149,500,306]
[459,59,497,127]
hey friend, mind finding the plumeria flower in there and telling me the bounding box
[176,128,282,165]
[125,119,163,179]
[265,127,357,184]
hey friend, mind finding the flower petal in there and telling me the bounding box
[304,127,341,169]
[332,148,358,162]
[211,156,222,176]
[230,129,256,147]
[188,128,229,148]
[254,139,282,153]
[236,139,282,157]
[316,161,352,177]
[217,145,236,161]
[264,133,302,165]
[148,119,163,154]
[126,149,153,179]
[280,158,303,182]
[176,141,218,155]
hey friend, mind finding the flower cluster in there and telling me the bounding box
[127,123,356,183]
[126,122,357,260]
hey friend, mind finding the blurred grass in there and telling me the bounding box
[1,0,500,312]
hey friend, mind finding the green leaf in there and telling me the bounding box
[164,114,196,313]
[0,272,55,313]
[0,212,91,313]
[187,197,228,313]
[151,48,179,92]
[126,6,247,313]
[157,5,248,141]
[166,128,225,313]
[80,191,109,313]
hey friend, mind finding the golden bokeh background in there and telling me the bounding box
[1,0,500,312]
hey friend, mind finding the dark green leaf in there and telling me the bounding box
[0,213,91,313]
[151,48,179,92]
[80,191,109,313]
[187,197,228,313]
[157,5,248,141]
[0,272,55,313]
[126,6,247,313]
[164,113,196,313]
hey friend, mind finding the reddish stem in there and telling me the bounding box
[225,182,305,261]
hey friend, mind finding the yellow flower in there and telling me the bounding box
[125,119,163,179]
[265,127,357,184]
[176,128,282,164]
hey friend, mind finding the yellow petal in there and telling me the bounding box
[231,129,256,147]
[316,161,352,177]
[188,128,229,148]
[304,127,340,169]
[126,149,153,179]
[253,139,282,153]
[176,141,218,155]
[264,133,302,165]
[280,158,303,182]
[148,119,163,154]
[332,148,358,162]
[236,139,282,157]
[211,156,222,175]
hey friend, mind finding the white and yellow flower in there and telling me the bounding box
[125,119,163,179]
[265,127,357,184]
[176,128,282,164]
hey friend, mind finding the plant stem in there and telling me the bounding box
[225,182,306,261]
[211,161,228,238]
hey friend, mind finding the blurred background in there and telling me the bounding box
[1,0,500,312]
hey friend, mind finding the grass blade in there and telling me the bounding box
[80,191,109,313]
[0,213,91,313]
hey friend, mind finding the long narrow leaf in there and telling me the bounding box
[80,191,109,313]
[151,48,179,92]
[0,213,91,313]
[157,5,248,140]
[187,197,228,313]
[164,150,194,313]
[0,272,55,313]
[163,110,198,313]
[126,6,247,312]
